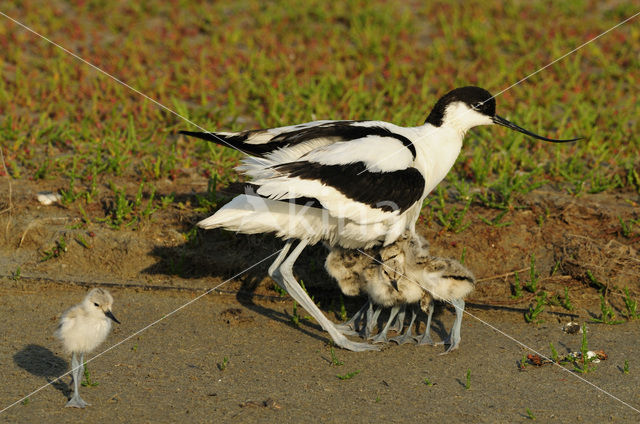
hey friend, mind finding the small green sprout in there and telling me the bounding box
[585,270,606,292]
[549,342,559,363]
[590,294,624,325]
[526,407,536,420]
[10,267,21,281]
[561,287,573,311]
[511,271,523,299]
[272,283,287,297]
[290,301,300,327]
[76,234,91,249]
[337,370,361,380]
[622,288,639,319]
[41,237,68,262]
[572,324,596,374]
[524,292,546,324]
[218,356,229,371]
[81,363,99,387]
[330,347,343,366]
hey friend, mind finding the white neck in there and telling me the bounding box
[412,123,464,195]
[441,102,493,136]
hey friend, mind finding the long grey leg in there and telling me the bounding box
[276,239,378,352]
[268,241,292,287]
[390,305,406,333]
[66,352,89,408]
[438,299,465,354]
[391,305,418,345]
[371,305,401,344]
[361,302,382,339]
[417,299,436,345]
[335,300,369,335]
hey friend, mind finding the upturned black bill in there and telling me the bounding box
[493,115,581,143]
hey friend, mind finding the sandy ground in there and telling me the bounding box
[1,285,639,423]
[1,178,639,422]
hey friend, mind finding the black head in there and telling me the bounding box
[425,86,581,143]
[425,86,495,127]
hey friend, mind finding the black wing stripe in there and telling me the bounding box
[181,122,416,159]
[272,122,416,159]
[274,161,425,213]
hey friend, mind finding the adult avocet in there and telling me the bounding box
[181,86,578,351]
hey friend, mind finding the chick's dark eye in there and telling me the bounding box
[94,302,100,307]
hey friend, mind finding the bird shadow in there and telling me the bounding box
[13,344,70,398]
[142,221,357,345]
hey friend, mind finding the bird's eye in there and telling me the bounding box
[94,302,100,307]
[472,102,483,110]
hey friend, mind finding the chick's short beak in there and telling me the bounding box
[105,310,121,324]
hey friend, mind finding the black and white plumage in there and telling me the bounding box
[181,86,578,352]
[55,288,120,408]
[325,232,476,353]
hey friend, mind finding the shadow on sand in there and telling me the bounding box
[14,344,70,399]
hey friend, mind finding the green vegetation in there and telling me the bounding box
[10,267,21,281]
[524,292,546,324]
[571,324,597,374]
[526,408,536,420]
[590,294,624,325]
[585,270,607,293]
[622,287,640,319]
[330,347,344,366]
[272,283,288,298]
[549,342,559,363]
[218,356,229,371]
[41,236,67,262]
[464,369,471,390]
[290,300,300,327]
[0,0,637,233]
[561,287,574,311]
[511,271,523,299]
[81,363,99,387]
[337,370,361,380]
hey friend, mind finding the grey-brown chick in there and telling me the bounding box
[325,233,432,343]
[326,232,475,352]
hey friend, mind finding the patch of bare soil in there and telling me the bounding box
[1,177,639,422]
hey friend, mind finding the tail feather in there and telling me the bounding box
[179,130,274,157]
